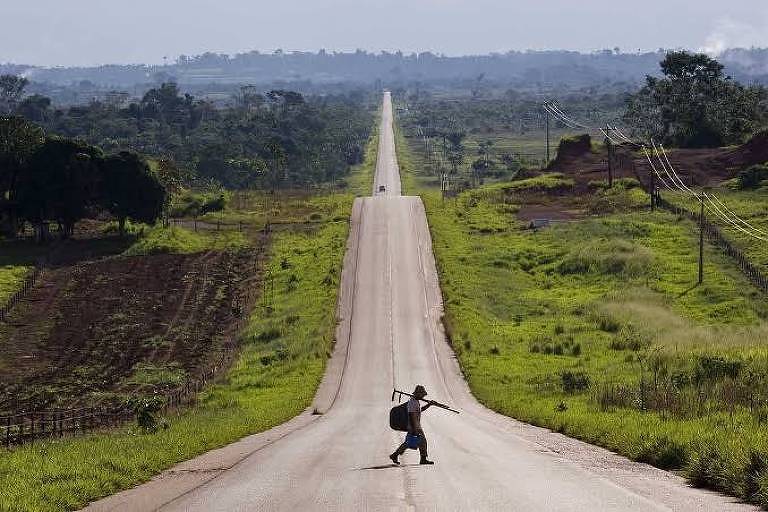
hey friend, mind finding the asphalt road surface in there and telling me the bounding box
[86,92,755,511]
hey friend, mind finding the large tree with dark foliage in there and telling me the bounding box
[17,137,103,238]
[0,117,45,234]
[625,52,768,148]
[100,151,167,235]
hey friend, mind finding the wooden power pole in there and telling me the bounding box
[605,127,614,188]
[698,196,705,285]
[545,110,550,163]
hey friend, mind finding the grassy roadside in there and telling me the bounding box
[396,119,768,507]
[0,124,378,512]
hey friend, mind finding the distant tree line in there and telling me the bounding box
[0,78,374,191]
[7,48,768,91]
[0,116,166,240]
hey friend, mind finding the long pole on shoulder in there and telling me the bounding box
[392,388,460,414]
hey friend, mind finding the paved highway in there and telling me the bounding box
[86,92,754,512]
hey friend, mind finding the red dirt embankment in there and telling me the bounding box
[0,245,265,413]
[547,131,768,191]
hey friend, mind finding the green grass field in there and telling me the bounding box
[397,118,768,508]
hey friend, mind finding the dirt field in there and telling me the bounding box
[0,242,266,414]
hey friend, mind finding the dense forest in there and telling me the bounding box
[0,76,374,240]
[1,77,374,188]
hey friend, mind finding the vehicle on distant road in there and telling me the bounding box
[378,185,386,193]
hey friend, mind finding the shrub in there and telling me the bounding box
[561,370,590,393]
[169,190,229,217]
[738,163,768,189]
[637,435,688,470]
[594,311,622,333]
[609,323,649,351]
[255,328,281,344]
[693,355,743,383]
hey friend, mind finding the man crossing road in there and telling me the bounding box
[390,385,435,465]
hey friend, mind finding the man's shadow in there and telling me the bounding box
[358,464,422,470]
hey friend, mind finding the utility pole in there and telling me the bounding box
[545,109,550,163]
[605,130,614,188]
[698,196,705,285]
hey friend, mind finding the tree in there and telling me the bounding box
[0,75,28,114]
[625,51,768,147]
[445,130,466,176]
[155,158,187,195]
[0,117,45,235]
[16,95,52,123]
[17,137,102,239]
[100,151,167,235]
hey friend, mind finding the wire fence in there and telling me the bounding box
[0,286,256,448]
[619,154,768,293]
[657,195,768,293]
[0,265,44,323]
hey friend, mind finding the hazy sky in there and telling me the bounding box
[3,0,768,66]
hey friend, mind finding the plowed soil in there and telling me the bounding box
[0,242,266,414]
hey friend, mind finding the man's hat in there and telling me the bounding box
[414,385,427,396]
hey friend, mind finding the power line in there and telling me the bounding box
[543,101,768,243]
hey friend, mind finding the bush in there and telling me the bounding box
[561,370,590,393]
[637,435,688,469]
[169,190,229,217]
[255,328,282,344]
[737,163,768,189]
[693,355,742,383]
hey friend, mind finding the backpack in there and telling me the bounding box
[389,402,409,432]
